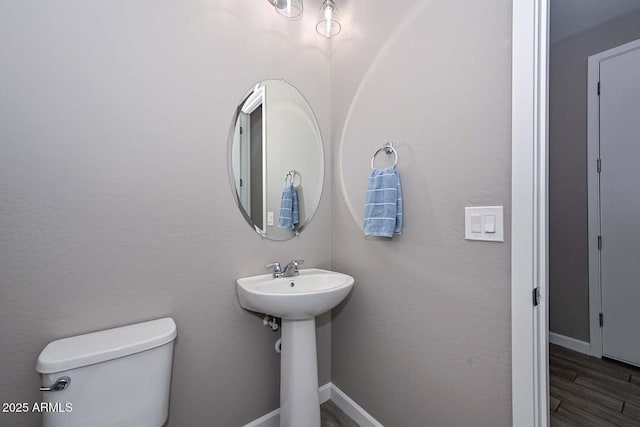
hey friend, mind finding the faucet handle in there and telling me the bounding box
[266,262,281,272]
[291,259,304,266]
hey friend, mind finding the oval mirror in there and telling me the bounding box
[228,80,325,240]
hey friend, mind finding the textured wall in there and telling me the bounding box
[0,1,331,426]
[330,0,513,425]
[549,8,640,342]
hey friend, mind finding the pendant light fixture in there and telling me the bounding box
[267,0,303,19]
[316,0,341,38]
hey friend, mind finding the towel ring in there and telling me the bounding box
[371,143,398,169]
[284,169,301,186]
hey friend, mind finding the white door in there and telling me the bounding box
[599,45,640,366]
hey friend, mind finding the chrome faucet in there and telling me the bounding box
[282,259,304,277]
[266,260,304,278]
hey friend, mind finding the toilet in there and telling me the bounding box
[36,317,177,427]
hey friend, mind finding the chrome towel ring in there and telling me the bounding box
[284,169,301,186]
[371,142,398,169]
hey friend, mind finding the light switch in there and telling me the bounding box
[470,215,482,233]
[267,211,274,226]
[485,215,496,233]
[465,206,504,242]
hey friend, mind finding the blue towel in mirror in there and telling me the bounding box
[278,185,299,229]
[291,185,299,225]
[363,167,403,237]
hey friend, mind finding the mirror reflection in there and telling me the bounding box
[228,80,324,240]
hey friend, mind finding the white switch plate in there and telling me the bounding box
[267,211,274,226]
[465,206,504,242]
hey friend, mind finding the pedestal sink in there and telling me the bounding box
[237,268,354,427]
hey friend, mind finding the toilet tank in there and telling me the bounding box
[36,318,177,427]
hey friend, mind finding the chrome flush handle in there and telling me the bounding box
[40,376,71,392]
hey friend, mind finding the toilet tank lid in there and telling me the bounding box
[36,318,177,374]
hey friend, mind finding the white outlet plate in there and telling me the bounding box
[465,206,504,242]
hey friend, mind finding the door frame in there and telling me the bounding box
[587,38,640,359]
[240,84,268,235]
[511,0,549,426]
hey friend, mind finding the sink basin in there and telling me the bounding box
[236,268,354,320]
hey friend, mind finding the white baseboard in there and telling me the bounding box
[329,383,383,427]
[243,407,280,427]
[243,382,383,427]
[319,382,331,403]
[549,331,591,356]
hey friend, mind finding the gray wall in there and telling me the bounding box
[329,0,513,425]
[0,1,331,426]
[549,8,640,342]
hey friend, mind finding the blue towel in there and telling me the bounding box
[363,166,403,237]
[291,185,299,225]
[277,185,300,229]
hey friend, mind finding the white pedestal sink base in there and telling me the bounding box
[236,269,354,426]
[280,318,320,427]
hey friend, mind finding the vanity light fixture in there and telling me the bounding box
[267,0,303,19]
[316,0,341,38]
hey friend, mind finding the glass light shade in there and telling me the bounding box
[267,0,303,19]
[316,0,341,38]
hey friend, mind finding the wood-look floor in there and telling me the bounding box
[321,400,360,427]
[549,343,640,426]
